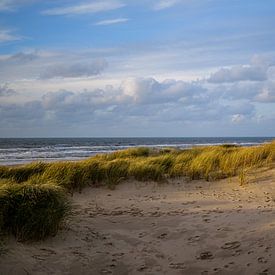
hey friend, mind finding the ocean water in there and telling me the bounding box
[0,137,274,165]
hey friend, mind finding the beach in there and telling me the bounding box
[2,0,274,273]
[1,167,275,275]
[2,0,275,273]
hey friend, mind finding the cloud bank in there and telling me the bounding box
[1,73,270,127]
[1,64,274,136]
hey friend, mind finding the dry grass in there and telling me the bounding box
[1,143,274,188]
[0,142,274,240]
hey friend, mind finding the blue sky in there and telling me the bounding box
[0,0,275,137]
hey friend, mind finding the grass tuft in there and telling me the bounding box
[0,162,48,183]
[97,147,150,161]
[0,182,70,241]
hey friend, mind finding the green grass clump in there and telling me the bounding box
[147,155,176,172]
[189,147,230,180]
[0,182,69,241]
[170,148,202,177]
[218,143,275,177]
[40,162,91,192]
[100,159,130,187]
[128,159,164,181]
[83,159,106,186]
[98,147,150,161]
[0,162,48,183]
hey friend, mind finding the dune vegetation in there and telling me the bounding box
[0,142,274,241]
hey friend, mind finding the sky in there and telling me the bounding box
[0,0,274,137]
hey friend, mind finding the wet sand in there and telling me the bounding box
[1,168,275,275]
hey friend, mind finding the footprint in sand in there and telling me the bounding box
[197,251,214,260]
[101,269,112,274]
[169,262,185,270]
[112,252,124,257]
[221,241,241,250]
[39,248,57,255]
[104,242,113,246]
[181,201,197,205]
[258,257,268,263]
[232,249,242,256]
[108,261,117,268]
[138,232,147,238]
[217,227,232,232]
[157,233,168,239]
[259,269,269,275]
[137,264,148,272]
[188,235,201,243]
[31,248,57,261]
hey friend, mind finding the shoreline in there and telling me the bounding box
[1,137,274,167]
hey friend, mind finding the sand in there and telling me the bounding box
[1,168,275,275]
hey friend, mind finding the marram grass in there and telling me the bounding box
[0,181,69,241]
[0,142,274,241]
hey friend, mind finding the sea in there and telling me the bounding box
[0,137,274,166]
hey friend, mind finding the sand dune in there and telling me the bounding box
[1,168,275,275]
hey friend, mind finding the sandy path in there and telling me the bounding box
[1,168,275,275]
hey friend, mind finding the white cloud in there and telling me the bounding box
[0,100,44,123]
[95,18,129,26]
[0,0,36,11]
[0,28,21,43]
[231,114,245,123]
[153,0,181,10]
[42,0,125,16]
[0,77,256,126]
[0,84,16,96]
[0,52,274,136]
[0,51,110,82]
[40,59,108,79]
[120,77,208,105]
[208,65,267,83]
[255,83,275,103]
[0,51,38,64]
[2,72,275,136]
[211,82,261,101]
[0,0,13,11]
